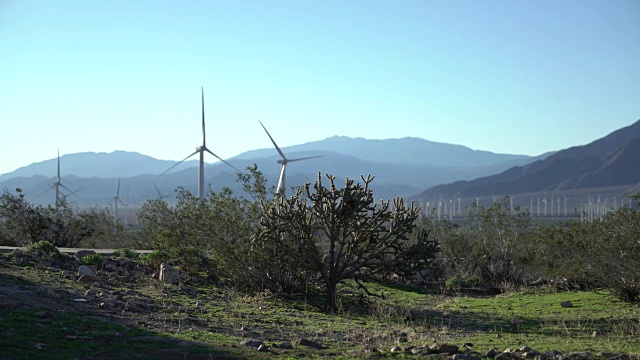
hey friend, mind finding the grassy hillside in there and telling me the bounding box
[1,248,638,359]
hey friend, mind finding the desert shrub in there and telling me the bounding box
[26,240,61,258]
[113,248,139,259]
[141,250,170,268]
[0,188,111,248]
[138,165,285,287]
[258,173,439,312]
[440,197,536,289]
[538,194,640,302]
[82,253,104,267]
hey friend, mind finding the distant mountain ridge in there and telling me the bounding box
[0,151,198,181]
[415,119,640,200]
[0,135,542,205]
[235,135,531,167]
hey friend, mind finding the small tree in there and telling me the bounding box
[258,173,438,312]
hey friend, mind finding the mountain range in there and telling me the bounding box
[2,119,638,210]
[414,119,640,210]
[0,136,543,206]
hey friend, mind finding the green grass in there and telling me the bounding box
[1,258,639,359]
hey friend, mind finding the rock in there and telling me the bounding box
[35,263,50,271]
[566,352,593,360]
[78,265,94,277]
[523,349,540,358]
[179,283,200,293]
[105,263,117,272]
[278,341,293,349]
[35,311,52,319]
[12,248,23,257]
[159,263,180,284]
[486,349,498,358]
[430,343,459,354]
[77,274,102,284]
[410,346,428,355]
[75,250,96,259]
[604,354,629,360]
[257,344,268,352]
[453,354,481,360]
[390,346,402,353]
[560,301,574,308]
[495,352,522,360]
[240,339,263,348]
[73,298,88,302]
[294,338,323,349]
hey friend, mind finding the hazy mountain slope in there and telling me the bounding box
[0,151,198,181]
[415,119,640,199]
[233,136,531,167]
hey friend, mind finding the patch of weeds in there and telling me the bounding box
[81,253,104,267]
[113,247,139,259]
[140,249,170,268]
[26,240,60,258]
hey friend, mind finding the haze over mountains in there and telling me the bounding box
[1,136,543,206]
[2,119,638,209]
[415,119,640,209]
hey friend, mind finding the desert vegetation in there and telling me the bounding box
[1,167,639,358]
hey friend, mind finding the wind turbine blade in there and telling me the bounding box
[288,155,325,162]
[57,149,61,180]
[259,121,287,160]
[201,87,206,147]
[59,183,74,193]
[158,150,198,177]
[153,182,163,198]
[204,149,241,172]
[116,178,121,197]
[33,187,53,200]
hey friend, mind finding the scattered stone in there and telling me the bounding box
[605,354,630,360]
[240,339,263,348]
[566,352,593,360]
[78,265,94,277]
[294,338,323,349]
[257,344,268,352]
[75,250,96,258]
[34,343,46,350]
[495,351,522,360]
[390,346,402,353]
[560,301,574,308]
[159,263,180,284]
[278,341,293,350]
[486,349,498,358]
[430,343,459,354]
[77,274,102,284]
[179,283,200,293]
[410,346,428,355]
[35,263,50,271]
[519,346,533,352]
[453,354,481,360]
[73,298,88,302]
[35,311,52,319]
[12,248,23,256]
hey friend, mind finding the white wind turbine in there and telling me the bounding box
[259,121,324,196]
[113,178,124,224]
[159,87,239,200]
[153,182,172,200]
[34,150,82,207]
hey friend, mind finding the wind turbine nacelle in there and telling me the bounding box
[277,159,285,165]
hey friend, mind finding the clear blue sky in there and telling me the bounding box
[1,0,638,175]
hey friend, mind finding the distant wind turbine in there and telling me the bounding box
[153,182,172,200]
[259,121,324,196]
[113,178,124,224]
[159,87,239,200]
[34,150,83,207]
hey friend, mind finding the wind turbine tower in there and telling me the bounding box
[113,178,124,224]
[259,121,324,196]
[159,88,239,200]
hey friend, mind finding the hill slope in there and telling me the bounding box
[416,119,640,200]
